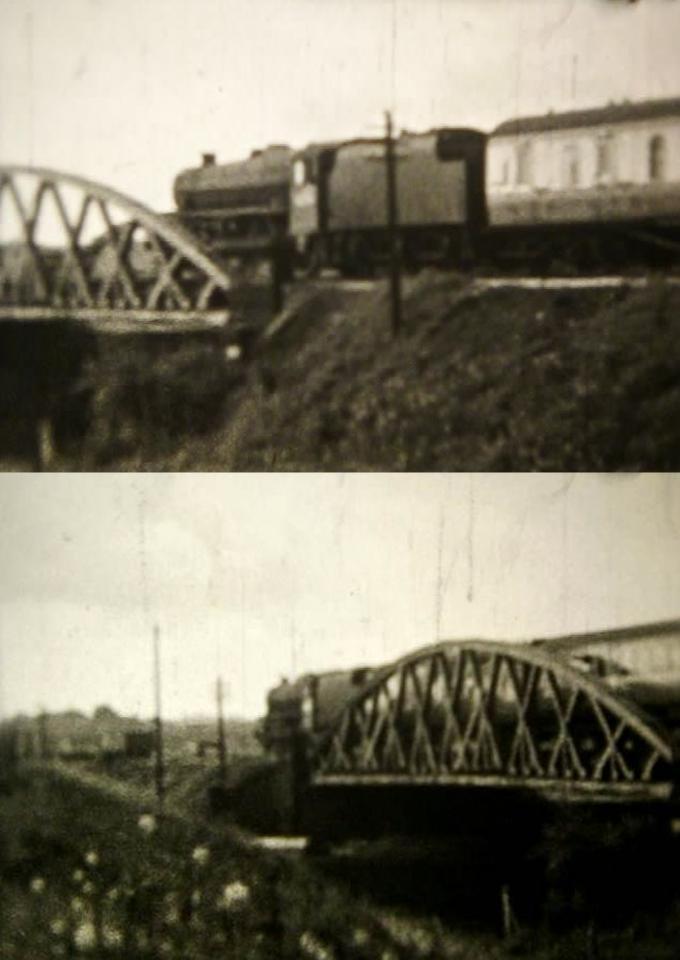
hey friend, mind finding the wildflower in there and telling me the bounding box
[190,889,202,908]
[82,880,95,896]
[105,887,120,902]
[72,869,85,884]
[71,896,85,914]
[191,845,210,866]
[352,928,370,948]
[50,919,67,937]
[299,930,334,960]
[102,924,123,948]
[138,813,157,835]
[73,920,96,950]
[84,850,99,867]
[30,876,46,894]
[219,880,251,912]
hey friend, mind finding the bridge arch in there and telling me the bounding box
[0,165,231,323]
[313,641,674,801]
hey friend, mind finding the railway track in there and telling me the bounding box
[299,270,680,294]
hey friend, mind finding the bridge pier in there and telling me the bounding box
[0,317,235,469]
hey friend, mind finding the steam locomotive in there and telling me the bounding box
[174,95,680,274]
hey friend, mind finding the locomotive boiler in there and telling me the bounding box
[174,145,293,261]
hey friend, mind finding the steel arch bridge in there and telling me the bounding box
[312,641,675,803]
[0,166,231,329]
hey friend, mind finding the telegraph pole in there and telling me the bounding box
[385,110,402,337]
[38,708,50,760]
[152,625,166,818]
[216,675,227,785]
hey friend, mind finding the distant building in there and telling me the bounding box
[124,730,155,759]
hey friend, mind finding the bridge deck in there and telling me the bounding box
[0,306,230,334]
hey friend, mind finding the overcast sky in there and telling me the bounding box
[2,0,680,212]
[1,473,678,720]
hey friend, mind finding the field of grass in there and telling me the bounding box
[3,763,680,959]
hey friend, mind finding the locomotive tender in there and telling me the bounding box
[173,95,680,274]
[289,129,487,274]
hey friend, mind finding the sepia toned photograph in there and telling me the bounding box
[1,0,680,471]
[1,472,680,959]
[2,2,680,959]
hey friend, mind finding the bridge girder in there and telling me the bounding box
[312,641,674,802]
[0,166,231,326]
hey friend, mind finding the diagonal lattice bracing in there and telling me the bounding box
[313,641,674,801]
[0,166,231,326]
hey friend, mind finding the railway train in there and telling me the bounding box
[174,95,680,275]
[262,622,680,771]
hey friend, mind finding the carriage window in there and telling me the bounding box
[293,159,307,187]
[648,135,666,182]
[562,144,580,188]
[516,141,533,186]
[596,133,615,181]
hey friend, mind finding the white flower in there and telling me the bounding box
[138,813,157,835]
[105,887,120,902]
[72,869,85,884]
[191,845,210,866]
[102,924,123,948]
[82,880,95,896]
[30,876,46,894]
[219,880,251,912]
[71,896,85,914]
[50,919,67,937]
[190,889,202,908]
[299,931,334,960]
[73,920,96,950]
[84,850,99,867]
[352,928,370,947]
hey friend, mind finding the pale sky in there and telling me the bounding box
[1,0,680,212]
[1,473,678,721]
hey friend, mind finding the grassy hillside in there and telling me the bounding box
[56,271,679,471]
[7,271,677,471]
[2,765,680,959]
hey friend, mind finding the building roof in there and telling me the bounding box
[492,96,680,137]
[533,617,680,652]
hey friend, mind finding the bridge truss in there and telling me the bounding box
[313,642,674,802]
[0,166,231,328]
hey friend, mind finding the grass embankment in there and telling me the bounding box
[56,271,678,470]
[4,272,679,470]
[2,765,680,959]
[210,273,680,470]
[0,765,504,959]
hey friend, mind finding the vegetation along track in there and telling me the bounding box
[3,269,680,470]
[4,762,680,958]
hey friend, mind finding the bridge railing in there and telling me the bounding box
[0,166,231,326]
[312,641,675,802]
